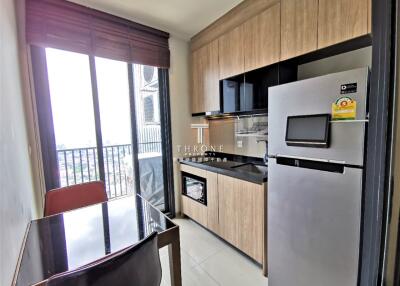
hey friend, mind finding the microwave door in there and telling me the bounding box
[182,172,207,206]
[186,180,203,201]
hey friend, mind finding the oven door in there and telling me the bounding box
[181,172,207,206]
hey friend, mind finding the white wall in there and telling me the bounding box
[168,37,197,213]
[209,117,268,158]
[0,0,38,285]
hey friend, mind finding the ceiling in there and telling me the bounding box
[69,0,243,40]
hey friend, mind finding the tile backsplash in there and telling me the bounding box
[209,116,268,158]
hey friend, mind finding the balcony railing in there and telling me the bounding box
[57,142,161,199]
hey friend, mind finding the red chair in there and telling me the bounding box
[44,181,108,216]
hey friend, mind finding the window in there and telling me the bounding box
[143,96,155,123]
[136,65,160,125]
[31,47,174,213]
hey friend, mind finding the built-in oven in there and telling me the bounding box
[181,172,207,206]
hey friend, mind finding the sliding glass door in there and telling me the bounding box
[95,57,134,198]
[45,48,100,188]
[32,47,173,213]
[132,64,166,211]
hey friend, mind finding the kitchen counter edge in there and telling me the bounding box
[178,160,267,185]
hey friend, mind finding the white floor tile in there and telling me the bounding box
[160,251,218,286]
[182,265,220,286]
[160,218,268,286]
[173,218,226,264]
[199,246,267,286]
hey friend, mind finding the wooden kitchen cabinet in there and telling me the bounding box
[182,196,208,227]
[181,164,208,226]
[244,3,281,72]
[190,0,373,106]
[206,171,219,233]
[218,174,265,264]
[180,165,219,232]
[237,179,265,264]
[181,164,266,268]
[280,0,318,60]
[368,0,372,34]
[318,0,369,49]
[218,175,240,246]
[181,164,206,177]
[218,25,244,79]
[191,48,204,114]
[203,40,220,112]
[191,39,219,114]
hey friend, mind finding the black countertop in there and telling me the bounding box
[179,152,268,184]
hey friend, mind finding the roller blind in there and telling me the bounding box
[26,0,170,68]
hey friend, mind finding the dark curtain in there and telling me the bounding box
[26,0,170,68]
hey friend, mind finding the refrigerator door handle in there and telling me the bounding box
[275,154,330,163]
[275,156,345,174]
[274,154,347,165]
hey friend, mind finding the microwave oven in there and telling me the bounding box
[181,172,207,206]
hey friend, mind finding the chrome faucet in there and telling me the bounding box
[255,138,268,165]
[263,142,268,165]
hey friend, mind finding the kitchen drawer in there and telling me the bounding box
[180,164,207,178]
[182,196,208,227]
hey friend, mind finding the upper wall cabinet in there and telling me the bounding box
[368,0,371,33]
[219,25,244,80]
[281,0,318,60]
[191,48,204,114]
[318,0,369,49]
[204,40,220,112]
[244,3,281,72]
[190,0,372,116]
[191,39,219,114]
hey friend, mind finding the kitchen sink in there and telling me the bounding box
[231,163,268,174]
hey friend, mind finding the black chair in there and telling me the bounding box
[35,232,162,286]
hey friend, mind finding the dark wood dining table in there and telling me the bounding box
[12,194,182,286]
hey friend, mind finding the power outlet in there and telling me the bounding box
[237,140,243,148]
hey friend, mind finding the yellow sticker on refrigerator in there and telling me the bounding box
[331,96,357,120]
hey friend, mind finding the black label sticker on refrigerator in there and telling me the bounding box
[340,83,357,94]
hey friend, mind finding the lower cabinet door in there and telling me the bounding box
[237,180,264,264]
[218,174,264,264]
[218,175,240,246]
[182,196,208,227]
[206,171,219,233]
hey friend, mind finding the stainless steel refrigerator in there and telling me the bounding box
[267,68,369,286]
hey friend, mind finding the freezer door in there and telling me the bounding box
[268,67,368,166]
[268,158,362,286]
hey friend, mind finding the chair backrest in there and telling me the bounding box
[44,181,108,216]
[34,232,162,286]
